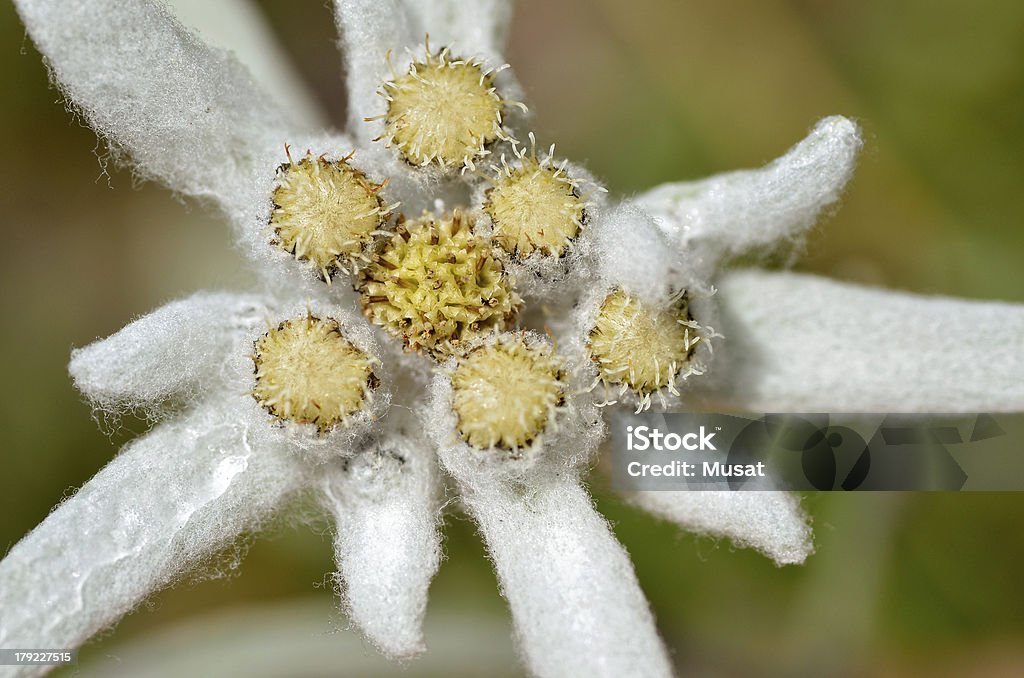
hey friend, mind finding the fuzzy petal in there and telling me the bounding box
[628,491,813,565]
[333,0,415,143]
[397,0,513,60]
[0,402,309,671]
[710,270,1024,412]
[320,433,442,659]
[592,201,694,305]
[69,292,268,415]
[14,0,291,209]
[638,116,861,270]
[167,0,328,130]
[452,473,673,678]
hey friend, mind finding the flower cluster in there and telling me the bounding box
[3,2,1022,678]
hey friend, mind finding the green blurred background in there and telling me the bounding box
[2,1,1023,676]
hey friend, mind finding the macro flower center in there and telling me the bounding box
[375,46,510,170]
[358,211,520,359]
[587,290,699,403]
[270,151,390,281]
[484,154,586,259]
[252,315,379,431]
[452,335,565,450]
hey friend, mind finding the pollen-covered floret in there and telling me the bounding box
[587,289,702,410]
[452,334,566,450]
[252,314,379,432]
[373,43,518,171]
[270,151,393,281]
[358,210,521,359]
[484,141,587,259]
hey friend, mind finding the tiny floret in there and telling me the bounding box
[252,314,379,431]
[373,42,516,171]
[484,142,587,259]
[452,334,566,450]
[358,210,520,359]
[588,290,699,408]
[270,150,392,281]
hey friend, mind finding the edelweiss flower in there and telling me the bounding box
[4,2,1024,678]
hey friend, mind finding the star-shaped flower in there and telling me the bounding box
[3,2,1023,678]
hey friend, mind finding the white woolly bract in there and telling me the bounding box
[0,402,309,677]
[69,292,271,418]
[165,0,328,131]
[590,201,699,307]
[707,270,1024,412]
[71,292,390,463]
[13,0,436,296]
[469,157,606,300]
[638,116,862,272]
[449,471,674,678]
[13,0,405,298]
[334,0,414,146]
[13,0,292,211]
[397,0,513,65]
[320,432,442,659]
[629,491,813,566]
[428,331,604,482]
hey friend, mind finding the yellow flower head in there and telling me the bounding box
[452,334,566,450]
[373,41,521,171]
[358,210,521,359]
[252,314,379,432]
[270,150,391,281]
[587,290,700,408]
